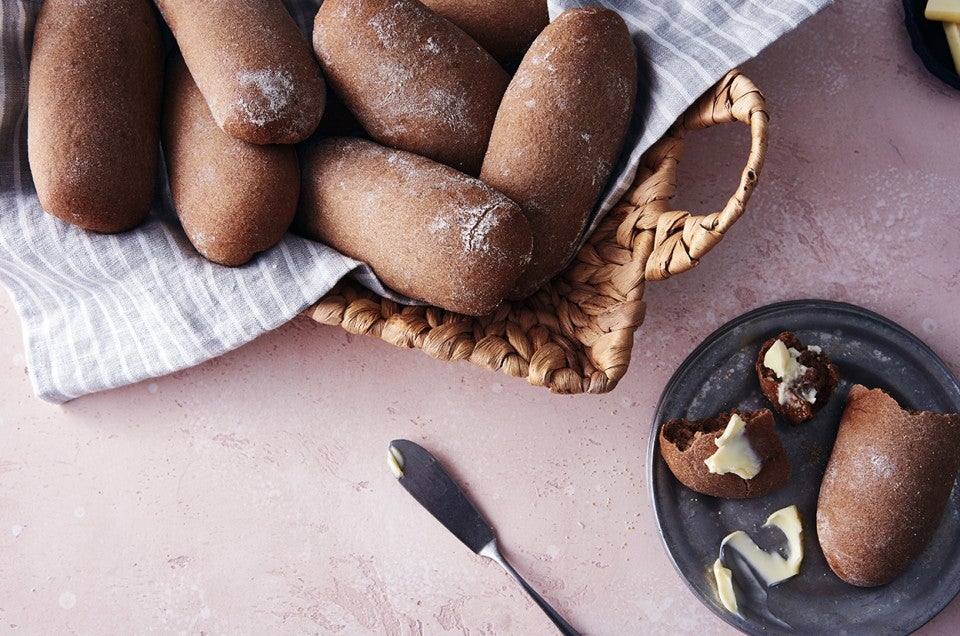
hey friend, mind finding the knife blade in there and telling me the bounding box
[388,439,581,636]
[388,438,495,552]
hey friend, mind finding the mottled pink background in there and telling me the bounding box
[2,1,959,634]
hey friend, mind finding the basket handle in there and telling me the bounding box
[615,69,769,282]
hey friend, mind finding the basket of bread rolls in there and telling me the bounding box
[26,0,768,394]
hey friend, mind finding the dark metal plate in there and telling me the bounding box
[647,299,960,635]
[903,0,960,91]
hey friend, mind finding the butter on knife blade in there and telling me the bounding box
[387,444,405,478]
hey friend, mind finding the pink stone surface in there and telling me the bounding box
[2,1,959,634]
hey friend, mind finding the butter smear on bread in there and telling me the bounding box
[763,339,818,405]
[704,413,762,479]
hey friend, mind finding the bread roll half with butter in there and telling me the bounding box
[154,0,325,145]
[757,331,840,425]
[481,7,637,299]
[27,0,163,233]
[293,137,532,316]
[312,0,510,175]
[659,409,790,499]
[816,385,960,587]
[162,58,298,266]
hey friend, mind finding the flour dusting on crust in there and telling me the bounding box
[234,68,294,127]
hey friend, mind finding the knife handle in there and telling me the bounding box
[479,539,582,636]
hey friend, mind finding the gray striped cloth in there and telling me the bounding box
[0,0,829,403]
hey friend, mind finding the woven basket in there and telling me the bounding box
[303,69,769,394]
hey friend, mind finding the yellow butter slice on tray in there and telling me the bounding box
[945,22,960,74]
[926,0,960,22]
[721,504,804,586]
[713,559,739,614]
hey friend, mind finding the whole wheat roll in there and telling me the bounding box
[481,7,637,299]
[154,0,325,145]
[419,0,548,68]
[27,0,163,233]
[312,0,509,176]
[816,385,960,587]
[294,137,533,316]
[161,58,299,267]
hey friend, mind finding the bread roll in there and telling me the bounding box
[312,0,509,175]
[756,331,840,425]
[481,8,637,299]
[27,0,162,233]
[154,0,325,145]
[162,58,298,266]
[419,0,548,68]
[659,409,790,499]
[294,137,532,316]
[816,385,960,586]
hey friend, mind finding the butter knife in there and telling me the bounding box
[388,439,581,636]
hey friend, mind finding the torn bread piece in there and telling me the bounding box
[756,331,839,425]
[659,409,790,498]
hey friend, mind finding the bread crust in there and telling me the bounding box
[419,0,548,68]
[294,137,532,316]
[659,409,790,499]
[312,0,509,176]
[480,8,637,299]
[816,385,960,587]
[756,331,840,425]
[27,0,163,233]
[155,0,325,145]
[162,58,299,266]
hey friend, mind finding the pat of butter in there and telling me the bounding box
[704,413,762,480]
[721,504,804,587]
[945,22,960,74]
[387,445,405,478]
[764,339,818,405]
[763,339,801,382]
[713,559,739,614]
[925,0,960,22]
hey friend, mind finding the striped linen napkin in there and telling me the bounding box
[0,0,830,403]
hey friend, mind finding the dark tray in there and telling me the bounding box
[648,299,960,635]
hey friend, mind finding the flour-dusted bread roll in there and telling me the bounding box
[419,0,548,68]
[817,385,960,587]
[312,0,510,175]
[481,7,637,299]
[294,137,532,316]
[154,0,325,145]
[27,0,162,233]
[162,58,299,267]
[659,409,790,499]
